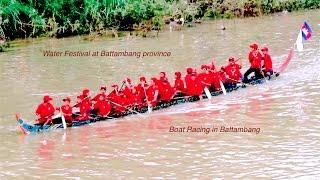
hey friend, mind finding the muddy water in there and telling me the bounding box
[0,10,320,179]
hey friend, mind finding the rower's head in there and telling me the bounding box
[76,95,82,103]
[43,95,52,103]
[150,77,157,85]
[250,43,258,51]
[228,57,235,65]
[82,88,90,97]
[186,67,193,75]
[100,85,107,93]
[140,76,146,84]
[160,72,166,78]
[175,71,181,79]
[261,47,269,54]
[63,97,71,105]
[111,84,118,92]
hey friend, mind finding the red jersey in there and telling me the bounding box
[146,85,158,106]
[94,100,111,116]
[36,103,55,124]
[135,84,147,103]
[185,74,203,96]
[198,72,212,88]
[92,93,107,102]
[174,78,185,92]
[158,81,174,102]
[122,86,135,106]
[61,105,73,122]
[263,53,273,71]
[248,51,262,68]
[225,64,242,82]
[211,72,221,90]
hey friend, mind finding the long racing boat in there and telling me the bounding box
[15,49,294,135]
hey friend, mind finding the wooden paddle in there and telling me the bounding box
[142,84,152,113]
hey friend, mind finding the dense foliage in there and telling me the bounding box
[0,0,319,40]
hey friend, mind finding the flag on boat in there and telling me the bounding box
[301,21,312,41]
[296,21,312,52]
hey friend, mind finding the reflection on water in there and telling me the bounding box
[0,10,320,178]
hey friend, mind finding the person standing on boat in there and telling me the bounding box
[60,97,73,123]
[35,95,56,125]
[243,43,263,83]
[261,47,273,79]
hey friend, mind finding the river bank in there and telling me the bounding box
[0,0,319,45]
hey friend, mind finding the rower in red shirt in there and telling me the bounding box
[60,97,73,123]
[122,78,136,107]
[198,65,212,89]
[108,84,124,113]
[92,86,107,103]
[93,94,112,117]
[35,95,55,125]
[135,76,148,106]
[146,78,159,106]
[209,66,222,91]
[243,43,263,83]
[261,47,273,78]
[174,71,185,96]
[185,68,203,97]
[225,57,242,87]
[75,95,91,121]
[158,72,174,102]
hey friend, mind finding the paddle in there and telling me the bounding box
[142,84,152,113]
[220,81,227,95]
[203,87,212,99]
[108,100,145,117]
[60,107,67,129]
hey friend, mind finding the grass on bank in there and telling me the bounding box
[0,0,319,42]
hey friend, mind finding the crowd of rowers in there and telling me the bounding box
[35,43,273,126]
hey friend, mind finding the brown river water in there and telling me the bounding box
[0,10,320,179]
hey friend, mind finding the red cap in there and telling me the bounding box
[140,76,146,82]
[175,71,181,78]
[201,65,207,70]
[186,68,193,74]
[63,96,71,102]
[82,88,90,95]
[111,84,118,88]
[43,95,52,102]
[250,43,258,50]
[261,47,269,52]
[126,77,131,83]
